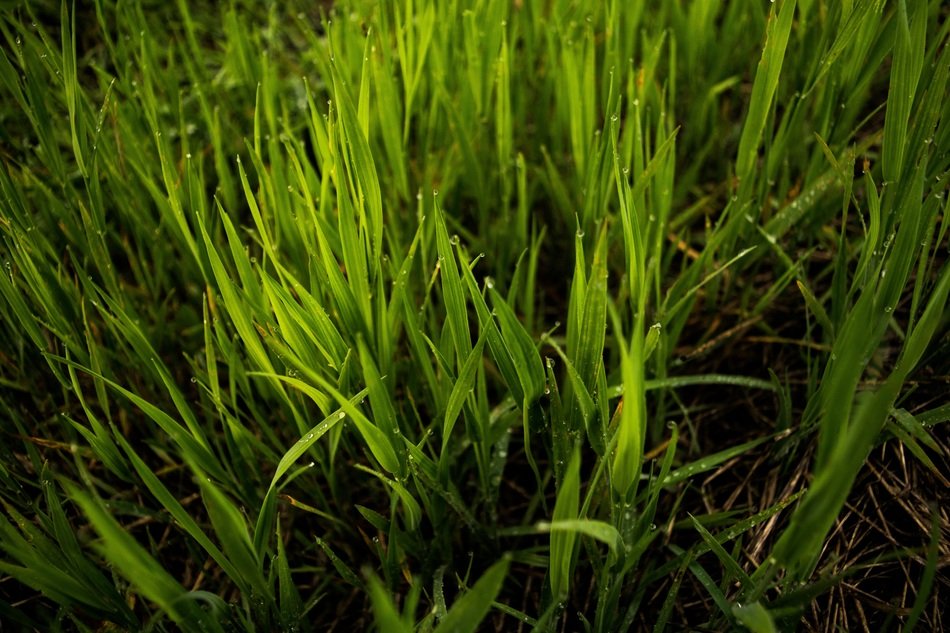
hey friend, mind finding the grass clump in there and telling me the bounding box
[1,0,948,631]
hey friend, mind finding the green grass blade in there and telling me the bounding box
[65,484,220,631]
[434,555,511,633]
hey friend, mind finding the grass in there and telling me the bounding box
[0,0,947,631]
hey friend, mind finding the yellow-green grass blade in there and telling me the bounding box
[735,0,797,184]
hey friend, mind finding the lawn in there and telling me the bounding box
[0,0,947,631]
